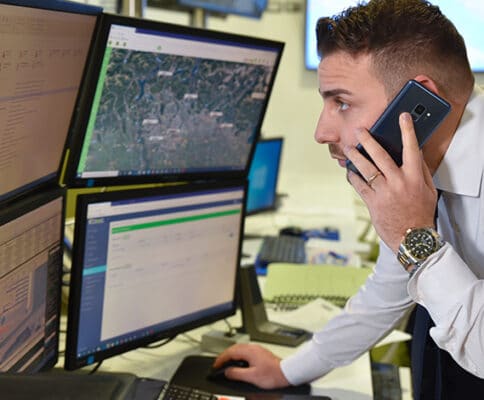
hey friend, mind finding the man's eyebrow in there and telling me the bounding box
[319,88,352,98]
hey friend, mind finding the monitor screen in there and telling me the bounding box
[305,0,484,72]
[63,13,284,188]
[0,188,64,372]
[246,137,283,215]
[177,0,268,19]
[0,0,98,204]
[65,180,246,370]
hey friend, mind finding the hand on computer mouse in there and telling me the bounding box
[207,359,249,380]
[212,343,290,389]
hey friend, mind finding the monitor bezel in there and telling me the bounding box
[0,0,102,14]
[65,179,247,370]
[246,136,284,216]
[62,13,284,189]
[0,187,65,373]
[0,0,100,207]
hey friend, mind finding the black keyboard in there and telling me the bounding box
[258,235,306,264]
[158,383,217,400]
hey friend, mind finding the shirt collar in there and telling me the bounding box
[434,85,484,197]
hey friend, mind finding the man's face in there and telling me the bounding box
[315,51,388,168]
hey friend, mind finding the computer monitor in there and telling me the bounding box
[65,180,246,370]
[304,0,484,72]
[0,0,99,204]
[177,0,268,19]
[246,137,283,215]
[63,13,284,188]
[0,188,64,372]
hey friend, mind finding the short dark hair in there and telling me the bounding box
[316,0,473,99]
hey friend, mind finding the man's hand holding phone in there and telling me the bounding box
[346,112,440,255]
[344,80,449,253]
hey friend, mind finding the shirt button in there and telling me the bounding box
[452,222,460,233]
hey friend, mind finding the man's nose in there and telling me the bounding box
[314,109,339,144]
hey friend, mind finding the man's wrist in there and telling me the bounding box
[397,227,445,276]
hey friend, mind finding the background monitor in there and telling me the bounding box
[0,0,98,204]
[65,180,246,370]
[246,137,283,215]
[305,0,484,72]
[63,13,284,188]
[177,0,268,19]
[0,188,64,372]
[82,0,122,13]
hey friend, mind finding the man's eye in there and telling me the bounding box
[338,101,349,111]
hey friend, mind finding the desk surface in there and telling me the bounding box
[58,310,373,400]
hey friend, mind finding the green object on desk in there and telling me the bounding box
[263,263,373,308]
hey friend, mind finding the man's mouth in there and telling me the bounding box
[330,155,347,168]
[328,145,347,168]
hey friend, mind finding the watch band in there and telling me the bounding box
[397,246,413,271]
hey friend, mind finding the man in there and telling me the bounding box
[213,0,484,398]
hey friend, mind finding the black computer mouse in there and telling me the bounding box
[207,359,249,380]
[279,226,304,237]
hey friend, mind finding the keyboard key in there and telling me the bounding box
[158,383,217,400]
[258,235,306,264]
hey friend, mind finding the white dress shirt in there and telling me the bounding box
[281,86,484,385]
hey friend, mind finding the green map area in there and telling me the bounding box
[81,49,273,174]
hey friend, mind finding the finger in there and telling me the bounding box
[212,344,246,368]
[400,112,422,172]
[355,128,399,176]
[344,144,374,183]
[347,168,376,199]
[213,351,232,368]
[344,134,386,187]
[344,146,386,193]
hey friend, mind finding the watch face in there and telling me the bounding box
[406,228,439,260]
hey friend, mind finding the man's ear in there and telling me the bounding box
[413,74,440,95]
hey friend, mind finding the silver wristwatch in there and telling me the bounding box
[397,227,444,276]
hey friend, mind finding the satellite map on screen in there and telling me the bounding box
[78,48,274,176]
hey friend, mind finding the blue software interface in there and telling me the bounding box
[74,185,244,360]
[246,138,283,214]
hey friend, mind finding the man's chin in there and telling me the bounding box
[337,159,347,168]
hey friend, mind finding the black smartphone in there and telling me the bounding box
[346,79,451,177]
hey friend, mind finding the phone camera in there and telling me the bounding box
[411,104,426,121]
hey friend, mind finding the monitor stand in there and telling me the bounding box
[200,329,250,354]
[238,264,312,347]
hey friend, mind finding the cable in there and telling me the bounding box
[223,318,238,337]
[88,361,103,374]
[180,333,201,345]
[143,335,177,349]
